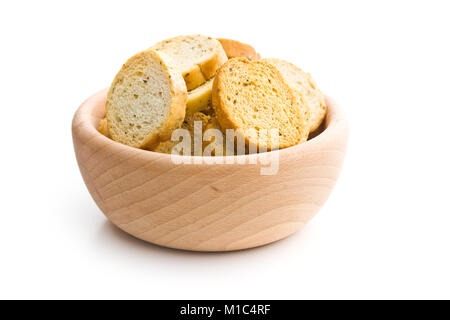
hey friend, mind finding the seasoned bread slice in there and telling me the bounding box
[212,58,310,150]
[201,104,215,116]
[203,116,236,156]
[186,78,213,116]
[153,112,210,155]
[98,117,110,138]
[217,38,260,60]
[262,58,326,133]
[106,50,187,149]
[151,35,228,90]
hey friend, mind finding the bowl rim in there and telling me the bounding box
[72,88,348,163]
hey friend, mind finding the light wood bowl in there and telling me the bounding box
[72,89,349,251]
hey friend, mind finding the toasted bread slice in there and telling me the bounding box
[153,112,210,155]
[186,78,213,116]
[262,58,326,133]
[106,50,187,149]
[151,35,228,90]
[98,117,110,138]
[201,104,215,116]
[217,38,260,60]
[212,58,309,150]
[203,116,236,156]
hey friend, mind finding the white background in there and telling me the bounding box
[0,0,449,299]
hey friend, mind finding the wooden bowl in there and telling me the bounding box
[72,89,349,251]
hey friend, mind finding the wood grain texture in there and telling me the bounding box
[72,89,349,251]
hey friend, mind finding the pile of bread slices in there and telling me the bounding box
[98,35,327,156]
